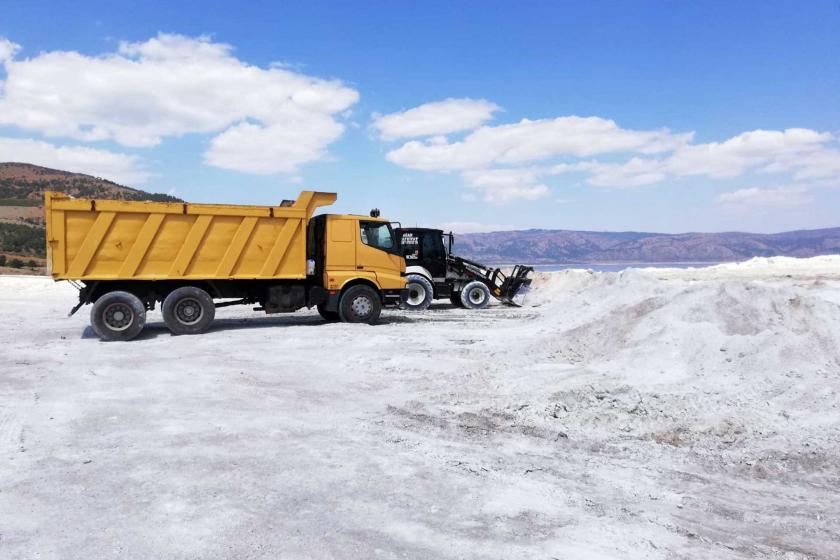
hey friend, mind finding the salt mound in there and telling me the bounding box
[516,257,840,450]
[646,254,840,280]
[527,267,659,308]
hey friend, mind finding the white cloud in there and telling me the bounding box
[581,158,668,188]
[204,119,343,174]
[372,98,499,140]
[384,114,690,201]
[774,147,840,182]
[715,185,812,208]
[0,33,359,174]
[379,97,840,204]
[0,137,149,184]
[387,116,690,171]
[0,37,19,63]
[669,128,829,178]
[461,168,549,203]
[582,129,838,187]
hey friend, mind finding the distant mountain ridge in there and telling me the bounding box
[0,162,181,203]
[454,227,840,264]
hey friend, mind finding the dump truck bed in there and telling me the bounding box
[44,191,336,281]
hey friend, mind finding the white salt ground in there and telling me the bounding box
[1,256,839,559]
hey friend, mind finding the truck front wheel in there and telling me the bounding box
[90,291,147,341]
[162,286,215,335]
[339,285,382,324]
[461,281,491,310]
[401,274,433,311]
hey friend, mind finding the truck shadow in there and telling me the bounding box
[81,313,418,340]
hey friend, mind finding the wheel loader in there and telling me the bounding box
[396,228,533,311]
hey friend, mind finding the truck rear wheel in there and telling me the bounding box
[401,274,433,311]
[90,291,147,341]
[162,286,215,335]
[461,281,491,310]
[339,285,382,324]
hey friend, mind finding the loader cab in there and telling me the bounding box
[398,228,449,280]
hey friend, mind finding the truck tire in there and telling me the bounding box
[339,285,382,324]
[317,303,340,322]
[401,274,433,311]
[90,291,147,341]
[460,281,491,310]
[449,291,464,308]
[162,286,215,335]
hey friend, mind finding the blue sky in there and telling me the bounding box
[1,1,838,233]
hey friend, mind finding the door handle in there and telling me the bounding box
[356,265,364,270]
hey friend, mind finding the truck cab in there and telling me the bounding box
[308,214,406,318]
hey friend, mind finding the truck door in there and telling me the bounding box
[357,220,404,289]
[325,217,356,269]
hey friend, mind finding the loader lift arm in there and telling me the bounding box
[447,253,533,306]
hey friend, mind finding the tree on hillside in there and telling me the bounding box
[0,254,5,266]
[0,223,46,257]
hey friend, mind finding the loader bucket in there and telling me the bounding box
[443,252,533,307]
[498,264,534,306]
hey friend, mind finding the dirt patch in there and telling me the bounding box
[0,205,44,225]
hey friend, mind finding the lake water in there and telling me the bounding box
[528,262,724,272]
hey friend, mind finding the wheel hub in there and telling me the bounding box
[351,295,372,316]
[175,298,203,325]
[406,283,426,305]
[469,288,485,303]
[103,302,133,331]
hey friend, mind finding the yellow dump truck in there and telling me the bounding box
[44,191,407,340]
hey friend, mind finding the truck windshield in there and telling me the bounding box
[360,221,397,253]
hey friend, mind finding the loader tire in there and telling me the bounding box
[339,285,382,324]
[317,303,340,322]
[401,274,433,311]
[461,281,491,310]
[449,291,464,308]
[90,291,147,342]
[162,286,215,335]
